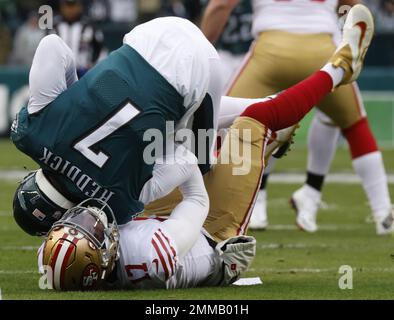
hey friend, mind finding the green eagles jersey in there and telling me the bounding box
[11,45,185,224]
[216,0,253,55]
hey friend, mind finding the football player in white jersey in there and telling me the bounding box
[202,0,394,235]
[37,5,375,290]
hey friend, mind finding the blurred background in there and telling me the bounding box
[0,0,393,145]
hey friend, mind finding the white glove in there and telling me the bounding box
[215,235,256,285]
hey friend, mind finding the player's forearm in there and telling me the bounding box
[164,165,209,258]
[201,0,240,43]
[139,144,209,258]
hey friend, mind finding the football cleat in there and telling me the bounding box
[249,190,268,230]
[329,4,374,85]
[290,185,321,233]
[264,124,299,163]
[375,210,394,235]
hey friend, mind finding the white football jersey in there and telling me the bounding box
[252,0,341,37]
[115,218,222,289]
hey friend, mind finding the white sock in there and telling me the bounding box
[352,152,392,221]
[307,111,341,175]
[321,63,345,88]
[301,184,322,202]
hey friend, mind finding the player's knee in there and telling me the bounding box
[231,116,267,143]
[342,117,378,159]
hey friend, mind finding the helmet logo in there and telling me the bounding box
[32,209,46,221]
[88,241,96,250]
[53,211,63,220]
[30,194,41,204]
[81,264,99,289]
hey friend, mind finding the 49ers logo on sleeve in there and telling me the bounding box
[81,264,100,289]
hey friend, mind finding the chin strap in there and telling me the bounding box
[35,169,75,210]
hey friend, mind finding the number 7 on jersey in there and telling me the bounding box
[73,101,140,168]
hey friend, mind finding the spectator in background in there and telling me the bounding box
[86,0,111,23]
[0,14,11,64]
[137,0,161,23]
[87,0,138,24]
[9,12,45,66]
[183,0,206,23]
[377,0,394,32]
[48,0,105,77]
[160,0,205,24]
[364,0,394,32]
[109,0,137,24]
[160,0,188,18]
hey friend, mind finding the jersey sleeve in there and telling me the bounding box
[28,35,77,114]
[147,226,178,283]
[120,220,178,287]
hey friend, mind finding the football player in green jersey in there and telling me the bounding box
[11,17,223,239]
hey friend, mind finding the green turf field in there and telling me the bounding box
[1,140,394,300]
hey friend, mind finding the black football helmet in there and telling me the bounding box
[13,169,75,236]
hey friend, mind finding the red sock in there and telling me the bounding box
[241,71,333,131]
[342,118,378,159]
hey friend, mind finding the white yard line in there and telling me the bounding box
[0,226,19,231]
[265,224,365,231]
[362,91,394,101]
[1,170,394,184]
[258,243,329,249]
[0,211,10,217]
[2,267,394,276]
[270,173,394,184]
[0,246,39,251]
[0,170,27,181]
[249,267,394,273]
[0,270,36,274]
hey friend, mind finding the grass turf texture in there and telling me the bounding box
[1,140,394,299]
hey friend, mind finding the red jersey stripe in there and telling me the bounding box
[151,238,169,280]
[158,229,177,259]
[154,232,174,275]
